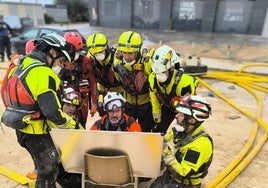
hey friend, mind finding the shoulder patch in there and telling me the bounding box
[184,149,200,164]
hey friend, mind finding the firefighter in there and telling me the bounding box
[61,87,80,118]
[150,94,213,188]
[87,33,123,116]
[113,31,155,132]
[61,31,98,127]
[148,45,198,134]
[1,33,78,188]
[90,91,141,132]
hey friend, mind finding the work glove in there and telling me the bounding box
[90,106,97,117]
[162,139,176,158]
[163,152,176,166]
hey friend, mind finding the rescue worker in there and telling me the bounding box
[148,45,198,134]
[87,33,123,116]
[61,87,80,118]
[1,33,78,188]
[61,31,98,127]
[113,31,155,132]
[90,91,142,132]
[150,94,213,188]
[56,87,82,188]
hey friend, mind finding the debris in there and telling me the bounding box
[228,115,241,120]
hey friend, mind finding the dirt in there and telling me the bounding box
[0,27,268,187]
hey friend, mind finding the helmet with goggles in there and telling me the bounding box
[103,92,125,111]
[87,33,107,54]
[118,31,142,53]
[35,33,76,64]
[62,88,79,105]
[175,95,211,122]
[152,45,180,73]
[64,31,83,51]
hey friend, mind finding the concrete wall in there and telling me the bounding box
[262,9,268,37]
[0,3,45,26]
[248,0,268,35]
[0,2,45,26]
[90,0,268,36]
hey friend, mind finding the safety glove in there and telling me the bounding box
[162,139,176,158]
[163,145,177,166]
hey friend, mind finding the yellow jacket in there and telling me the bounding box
[148,70,198,121]
[113,51,152,105]
[3,56,76,134]
[166,125,213,185]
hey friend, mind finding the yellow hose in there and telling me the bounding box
[197,63,268,187]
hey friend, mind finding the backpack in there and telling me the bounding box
[1,62,43,129]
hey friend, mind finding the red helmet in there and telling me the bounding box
[64,31,83,51]
[25,39,35,54]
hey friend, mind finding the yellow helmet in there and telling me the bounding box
[118,31,142,52]
[87,33,107,54]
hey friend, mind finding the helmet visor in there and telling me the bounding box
[106,100,123,111]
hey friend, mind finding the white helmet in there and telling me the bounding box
[152,45,180,73]
[175,95,211,122]
[62,88,79,105]
[103,92,125,111]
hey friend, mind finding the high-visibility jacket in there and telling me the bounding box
[166,125,213,186]
[148,69,198,121]
[113,51,152,105]
[90,113,142,132]
[1,52,76,134]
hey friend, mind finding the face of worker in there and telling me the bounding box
[122,51,137,65]
[49,49,68,75]
[107,107,123,126]
[156,71,169,83]
[175,112,195,132]
[94,50,106,62]
[62,103,77,117]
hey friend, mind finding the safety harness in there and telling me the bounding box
[92,47,120,88]
[115,56,149,96]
